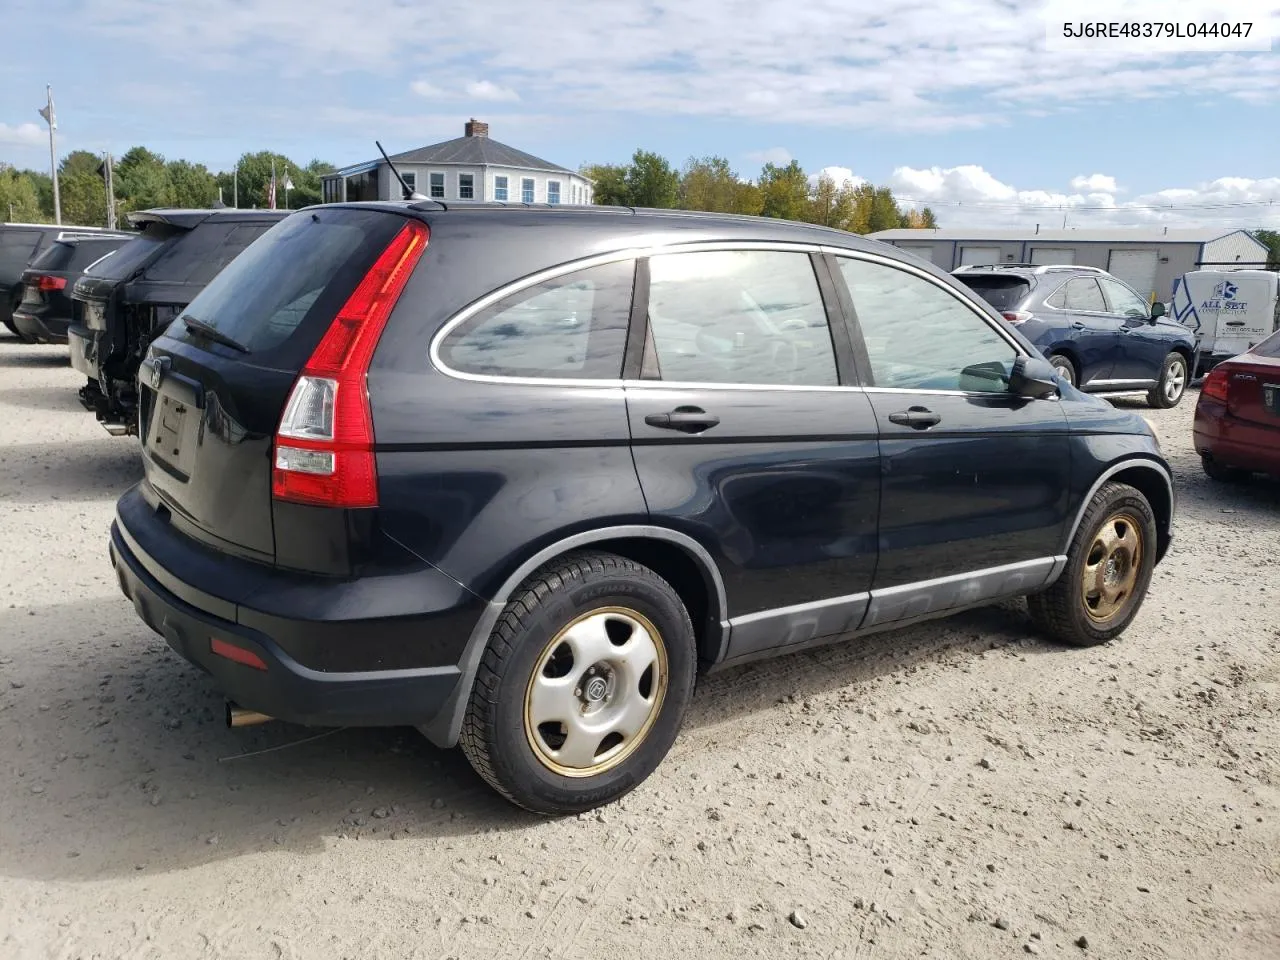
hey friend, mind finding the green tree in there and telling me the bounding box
[60,172,108,226]
[0,166,47,223]
[729,180,764,216]
[806,174,856,229]
[679,156,743,213]
[625,150,679,208]
[116,146,173,212]
[867,186,902,233]
[60,150,103,179]
[165,159,218,208]
[1255,230,1280,271]
[581,163,630,206]
[921,206,939,229]
[758,160,809,221]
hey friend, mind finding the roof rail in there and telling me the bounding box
[1033,264,1108,275]
[953,263,1039,271]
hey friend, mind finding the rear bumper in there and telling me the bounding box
[13,306,69,344]
[110,485,486,731]
[1193,400,1280,475]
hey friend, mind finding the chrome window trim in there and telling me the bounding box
[820,246,1032,359]
[429,240,843,387]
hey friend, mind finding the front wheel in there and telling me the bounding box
[1047,352,1077,388]
[1028,482,1157,647]
[1147,353,1188,408]
[460,551,696,815]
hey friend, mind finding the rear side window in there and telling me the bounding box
[144,221,274,284]
[67,239,130,273]
[0,229,44,278]
[169,209,402,356]
[954,275,1030,312]
[1050,277,1107,312]
[644,250,838,387]
[438,260,635,379]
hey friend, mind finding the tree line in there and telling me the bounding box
[582,150,938,232]
[0,149,335,226]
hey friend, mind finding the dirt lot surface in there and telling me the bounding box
[0,337,1277,960]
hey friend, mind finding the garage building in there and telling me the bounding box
[866,226,1269,302]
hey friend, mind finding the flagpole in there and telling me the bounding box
[40,85,61,225]
[233,164,238,208]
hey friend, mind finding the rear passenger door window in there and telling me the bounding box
[1061,278,1107,312]
[644,250,839,386]
[437,260,634,379]
[836,257,1016,393]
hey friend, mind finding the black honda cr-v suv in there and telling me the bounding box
[110,202,1174,814]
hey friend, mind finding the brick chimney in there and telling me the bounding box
[464,119,489,138]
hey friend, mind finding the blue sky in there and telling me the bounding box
[1,0,1278,229]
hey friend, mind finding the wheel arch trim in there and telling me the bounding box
[1061,458,1174,563]
[419,525,730,748]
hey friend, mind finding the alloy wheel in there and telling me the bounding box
[1080,512,1144,623]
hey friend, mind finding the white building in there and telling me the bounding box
[867,226,1270,302]
[321,120,593,206]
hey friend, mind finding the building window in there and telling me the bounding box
[459,173,475,200]
[345,169,379,203]
[522,178,535,204]
[400,171,416,199]
[494,175,509,201]
[547,181,562,205]
[429,172,445,199]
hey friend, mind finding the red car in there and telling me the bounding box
[1194,329,1280,481]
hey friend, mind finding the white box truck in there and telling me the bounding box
[1171,269,1280,374]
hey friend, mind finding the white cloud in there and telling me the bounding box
[1070,174,1118,193]
[745,147,792,166]
[888,165,1280,229]
[0,122,45,147]
[808,166,866,190]
[64,0,1278,132]
[465,80,520,102]
[409,80,445,98]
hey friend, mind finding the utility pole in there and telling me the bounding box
[233,164,238,208]
[104,151,117,230]
[38,85,61,225]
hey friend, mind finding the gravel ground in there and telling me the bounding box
[0,336,1277,960]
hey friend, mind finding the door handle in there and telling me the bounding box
[1070,321,1086,330]
[644,406,721,434]
[887,406,941,429]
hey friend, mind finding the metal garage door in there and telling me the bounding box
[1030,247,1075,265]
[958,246,1001,267]
[896,244,937,265]
[1107,249,1159,300]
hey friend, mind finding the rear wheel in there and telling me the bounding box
[1047,352,1076,388]
[1147,353,1188,408]
[460,551,696,815]
[1028,482,1157,647]
[1201,455,1247,483]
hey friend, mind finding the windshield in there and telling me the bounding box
[168,208,401,356]
[955,275,1031,312]
[1253,328,1280,359]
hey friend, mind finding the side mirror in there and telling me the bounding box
[1010,355,1060,399]
[1149,301,1166,321]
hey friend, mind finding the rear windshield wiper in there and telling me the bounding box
[183,315,248,354]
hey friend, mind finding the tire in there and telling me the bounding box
[1146,352,1188,409]
[1047,352,1077,388]
[1201,455,1247,483]
[460,550,696,815]
[1027,482,1157,647]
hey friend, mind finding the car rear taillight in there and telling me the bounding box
[272,220,428,508]
[1201,367,1230,403]
[36,275,66,292]
[1001,311,1033,325]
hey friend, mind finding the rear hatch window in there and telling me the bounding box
[143,221,275,286]
[141,208,407,562]
[955,275,1032,312]
[88,224,179,281]
[27,241,77,274]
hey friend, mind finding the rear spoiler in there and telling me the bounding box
[127,208,290,230]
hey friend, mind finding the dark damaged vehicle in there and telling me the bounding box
[109,202,1175,814]
[70,208,287,434]
[12,233,133,343]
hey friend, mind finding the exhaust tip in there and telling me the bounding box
[226,703,274,728]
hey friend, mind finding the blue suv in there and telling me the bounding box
[953,264,1196,408]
